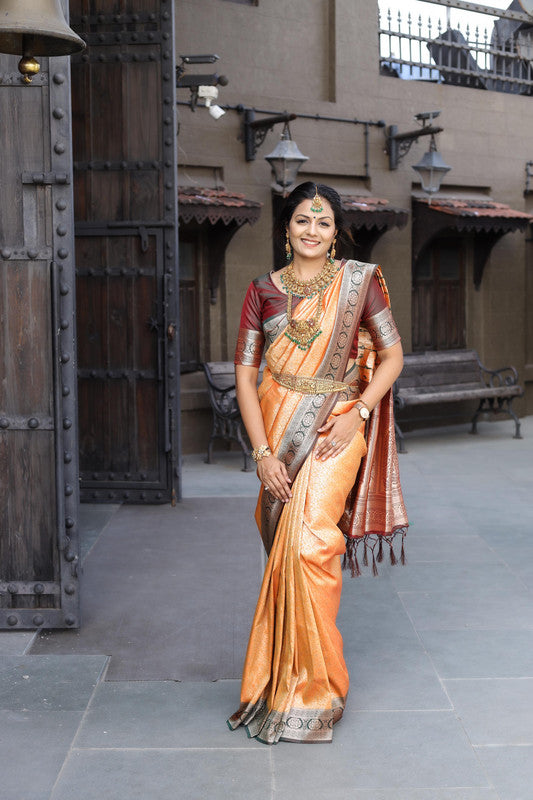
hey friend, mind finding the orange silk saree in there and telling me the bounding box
[228,261,408,744]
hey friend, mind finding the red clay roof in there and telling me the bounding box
[341,195,408,230]
[178,187,262,226]
[416,197,533,222]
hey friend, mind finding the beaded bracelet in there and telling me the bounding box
[251,444,272,462]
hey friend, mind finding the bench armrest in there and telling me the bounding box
[203,371,236,395]
[477,357,520,389]
[392,380,406,410]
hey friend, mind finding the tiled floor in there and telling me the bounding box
[1,416,532,799]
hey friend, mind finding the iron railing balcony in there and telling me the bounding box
[379,2,533,95]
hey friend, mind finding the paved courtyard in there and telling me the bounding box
[1,415,532,799]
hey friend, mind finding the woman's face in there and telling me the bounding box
[288,198,337,262]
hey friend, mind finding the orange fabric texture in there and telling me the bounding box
[228,431,367,744]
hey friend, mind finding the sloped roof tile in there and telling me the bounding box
[341,195,408,230]
[415,197,533,231]
[178,187,262,226]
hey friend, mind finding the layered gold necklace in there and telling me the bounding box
[281,260,339,350]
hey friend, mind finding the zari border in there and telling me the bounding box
[365,305,401,351]
[235,328,264,367]
[228,696,346,744]
[260,261,376,554]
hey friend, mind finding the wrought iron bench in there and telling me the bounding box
[393,349,523,453]
[202,361,263,472]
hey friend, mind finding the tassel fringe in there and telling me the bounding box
[377,538,384,563]
[343,529,407,577]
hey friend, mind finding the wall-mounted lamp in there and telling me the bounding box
[0,0,85,84]
[412,133,451,195]
[386,111,450,195]
[264,121,309,193]
[176,54,229,113]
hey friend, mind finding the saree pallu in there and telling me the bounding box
[228,261,408,744]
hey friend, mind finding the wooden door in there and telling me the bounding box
[0,44,80,628]
[412,240,466,351]
[70,1,180,503]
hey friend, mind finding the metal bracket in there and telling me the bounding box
[22,171,71,185]
[242,109,297,161]
[386,124,443,170]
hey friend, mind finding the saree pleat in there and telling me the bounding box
[228,430,367,744]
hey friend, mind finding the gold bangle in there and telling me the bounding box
[251,444,272,462]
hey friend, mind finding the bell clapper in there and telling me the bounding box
[18,56,41,84]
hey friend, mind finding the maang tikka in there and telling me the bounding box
[310,186,323,214]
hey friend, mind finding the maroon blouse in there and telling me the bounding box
[235,267,400,367]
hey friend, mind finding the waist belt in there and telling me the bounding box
[272,371,352,395]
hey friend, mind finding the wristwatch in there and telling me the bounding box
[355,400,370,421]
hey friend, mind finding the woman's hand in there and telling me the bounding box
[315,409,361,461]
[257,455,292,503]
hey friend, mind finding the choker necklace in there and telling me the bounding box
[281,260,339,350]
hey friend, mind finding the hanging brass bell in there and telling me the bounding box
[0,0,85,83]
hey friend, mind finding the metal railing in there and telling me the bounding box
[379,2,533,95]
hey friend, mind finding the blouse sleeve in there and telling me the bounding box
[234,281,265,367]
[361,275,401,351]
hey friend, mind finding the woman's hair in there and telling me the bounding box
[273,182,352,268]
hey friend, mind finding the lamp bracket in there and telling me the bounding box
[242,109,297,161]
[387,124,443,170]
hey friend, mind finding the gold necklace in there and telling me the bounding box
[281,259,338,298]
[281,260,339,350]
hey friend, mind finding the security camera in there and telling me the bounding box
[198,85,219,104]
[209,104,225,120]
[198,85,225,119]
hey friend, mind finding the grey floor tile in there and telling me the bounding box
[350,791,500,800]
[420,630,533,679]
[0,631,36,655]
[74,679,263,749]
[32,498,262,681]
[444,678,533,745]
[182,451,260,498]
[475,745,533,800]
[0,709,83,800]
[272,710,488,792]
[399,588,533,631]
[401,506,481,537]
[51,748,272,800]
[344,635,450,711]
[395,535,502,565]
[79,503,120,561]
[390,562,524,594]
[0,655,107,711]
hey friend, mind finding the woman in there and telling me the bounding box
[228,182,408,744]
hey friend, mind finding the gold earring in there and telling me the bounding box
[285,229,292,262]
[328,236,337,264]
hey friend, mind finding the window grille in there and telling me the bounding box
[379,2,533,95]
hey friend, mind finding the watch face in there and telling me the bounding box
[359,405,370,420]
